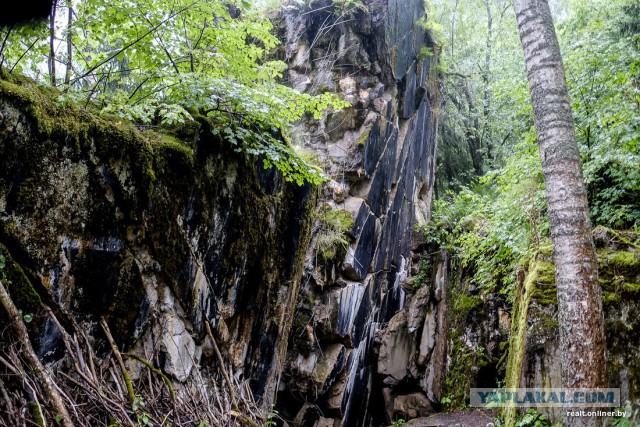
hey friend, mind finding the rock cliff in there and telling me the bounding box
[3,2,637,427]
[0,0,441,423]
[435,227,640,425]
[0,74,315,425]
[273,1,440,425]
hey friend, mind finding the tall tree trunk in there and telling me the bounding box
[64,0,72,85]
[513,0,607,426]
[48,0,57,86]
[482,0,493,160]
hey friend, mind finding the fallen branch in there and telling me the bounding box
[204,319,238,409]
[0,279,74,427]
[99,317,136,404]
[123,353,175,404]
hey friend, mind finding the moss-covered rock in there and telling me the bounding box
[444,263,507,409]
[503,230,640,423]
[0,74,317,408]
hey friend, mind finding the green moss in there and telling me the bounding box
[149,132,194,179]
[531,286,557,305]
[0,244,44,314]
[593,225,639,249]
[0,74,207,203]
[315,204,354,262]
[517,256,557,306]
[529,260,555,284]
[453,294,483,313]
[28,402,45,427]
[504,258,538,427]
[602,250,640,270]
[536,244,553,258]
[622,282,640,293]
[356,125,373,147]
[444,329,492,409]
[0,77,84,144]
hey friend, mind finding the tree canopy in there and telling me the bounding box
[425,0,640,301]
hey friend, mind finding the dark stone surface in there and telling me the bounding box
[277,0,439,425]
[367,127,398,217]
[350,203,378,280]
[323,345,348,394]
[384,0,427,80]
[400,63,418,119]
[363,118,383,177]
[0,80,316,408]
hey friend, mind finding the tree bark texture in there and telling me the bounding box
[513,0,607,425]
[48,1,57,86]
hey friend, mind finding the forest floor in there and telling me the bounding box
[406,409,499,426]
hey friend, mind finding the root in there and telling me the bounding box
[0,280,266,426]
[0,279,73,426]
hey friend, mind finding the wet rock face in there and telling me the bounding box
[0,79,315,408]
[276,0,439,425]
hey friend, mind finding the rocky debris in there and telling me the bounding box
[393,392,434,420]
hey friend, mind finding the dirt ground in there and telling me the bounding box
[405,409,499,427]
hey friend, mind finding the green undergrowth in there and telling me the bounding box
[315,204,354,261]
[0,71,326,187]
[419,137,548,302]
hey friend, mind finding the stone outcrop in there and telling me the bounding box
[440,228,640,424]
[0,74,315,415]
[274,1,440,425]
[516,231,640,423]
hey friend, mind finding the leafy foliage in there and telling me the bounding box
[513,409,555,427]
[421,137,548,297]
[0,0,348,185]
[315,204,354,261]
[427,0,640,300]
[560,0,640,227]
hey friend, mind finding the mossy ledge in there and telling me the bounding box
[0,73,318,412]
[501,229,640,423]
[0,72,193,186]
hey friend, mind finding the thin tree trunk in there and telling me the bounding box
[0,280,73,426]
[513,0,607,426]
[450,0,459,59]
[64,0,72,85]
[0,26,13,68]
[482,0,493,159]
[462,84,483,175]
[49,1,57,86]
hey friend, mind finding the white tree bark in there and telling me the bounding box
[513,1,607,426]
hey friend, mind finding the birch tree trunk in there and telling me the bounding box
[513,0,607,425]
